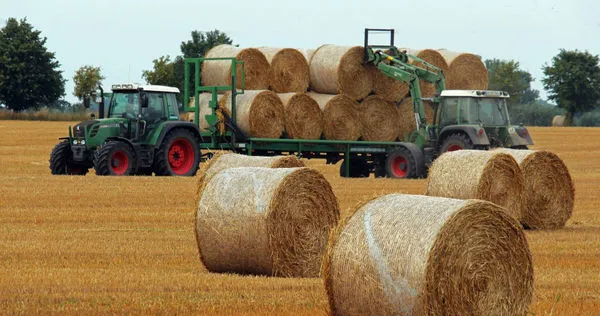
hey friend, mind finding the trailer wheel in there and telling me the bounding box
[94,141,135,176]
[440,133,473,153]
[154,129,200,176]
[339,157,370,178]
[385,147,418,179]
[49,141,88,175]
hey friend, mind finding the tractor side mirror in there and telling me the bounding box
[141,94,149,108]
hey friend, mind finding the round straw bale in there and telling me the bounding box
[323,194,533,315]
[309,45,372,100]
[218,90,284,138]
[552,115,565,126]
[358,95,400,141]
[258,47,309,93]
[426,150,524,220]
[196,167,340,277]
[202,44,269,90]
[306,92,361,140]
[410,49,449,98]
[396,98,435,139]
[278,92,323,139]
[494,149,574,229]
[438,49,488,90]
[299,48,316,64]
[371,65,409,102]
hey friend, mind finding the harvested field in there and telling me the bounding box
[0,120,599,314]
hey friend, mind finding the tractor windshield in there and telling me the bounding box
[455,97,508,126]
[108,91,140,118]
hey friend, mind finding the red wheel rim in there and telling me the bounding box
[110,150,129,175]
[391,156,408,178]
[168,138,195,175]
[447,144,463,152]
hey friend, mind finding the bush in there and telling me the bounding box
[509,102,564,126]
[0,107,91,121]
[574,109,600,127]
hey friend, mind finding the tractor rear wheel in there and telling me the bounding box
[339,157,370,178]
[440,133,474,153]
[385,147,418,178]
[49,141,88,175]
[94,141,135,176]
[154,129,200,176]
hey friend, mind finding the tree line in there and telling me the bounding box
[0,17,599,126]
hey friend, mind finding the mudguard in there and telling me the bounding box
[506,126,534,147]
[439,125,490,146]
[152,121,201,146]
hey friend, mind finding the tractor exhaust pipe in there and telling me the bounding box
[98,85,105,119]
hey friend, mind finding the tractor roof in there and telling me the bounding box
[111,84,180,93]
[441,90,509,98]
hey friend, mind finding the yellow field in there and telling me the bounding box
[0,120,598,314]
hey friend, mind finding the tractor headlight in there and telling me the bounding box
[81,140,86,145]
[73,140,78,145]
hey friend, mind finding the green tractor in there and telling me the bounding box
[49,84,201,176]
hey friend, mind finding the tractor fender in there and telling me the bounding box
[388,142,426,178]
[153,122,201,147]
[506,126,534,147]
[439,125,490,146]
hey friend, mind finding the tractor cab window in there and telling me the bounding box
[165,93,179,120]
[142,92,165,122]
[477,98,508,126]
[439,97,459,126]
[109,92,139,118]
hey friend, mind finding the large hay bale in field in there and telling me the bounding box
[187,93,217,129]
[552,115,565,126]
[396,98,435,140]
[306,92,361,140]
[323,194,533,315]
[358,95,400,141]
[410,49,449,98]
[219,90,284,138]
[202,45,269,90]
[278,92,323,139]
[438,49,488,90]
[198,153,305,185]
[299,48,316,64]
[426,150,524,220]
[494,149,575,229]
[309,45,372,100]
[196,167,340,277]
[258,47,309,93]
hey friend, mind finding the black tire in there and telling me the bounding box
[93,141,135,176]
[154,129,200,176]
[339,157,370,178]
[385,147,418,179]
[374,157,387,178]
[136,168,154,176]
[440,133,474,153]
[49,141,88,175]
[512,145,529,150]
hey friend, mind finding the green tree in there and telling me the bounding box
[73,65,104,109]
[0,18,65,111]
[542,49,600,125]
[485,59,538,107]
[142,55,178,87]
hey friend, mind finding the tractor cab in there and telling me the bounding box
[108,84,180,125]
[433,90,533,151]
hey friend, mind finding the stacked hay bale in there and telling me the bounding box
[438,49,488,90]
[278,92,323,139]
[198,153,305,184]
[409,49,449,97]
[307,92,361,140]
[396,98,435,139]
[425,150,524,221]
[218,90,285,138]
[323,194,533,315]
[196,167,339,277]
[258,47,309,93]
[202,44,269,90]
[309,45,373,100]
[495,149,575,229]
[357,95,400,141]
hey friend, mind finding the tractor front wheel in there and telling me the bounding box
[93,141,135,176]
[154,129,200,176]
[49,141,89,175]
[440,133,474,153]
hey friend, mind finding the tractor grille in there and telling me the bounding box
[89,125,100,138]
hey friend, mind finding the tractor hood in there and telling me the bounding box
[73,118,129,149]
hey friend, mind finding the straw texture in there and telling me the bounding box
[196,167,340,277]
[426,150,524,221]
[306,92,361,140]
[323,194,533,315]
[202,44,269,90]
[219,90,284,138]
[552,115,565,126]
[494,149,575,229]
[358,95,400,141]
[410,49,449,98]
[278,92,323,139]
[258,47,309,93]
[309,45,372,100]
[396,98,435,140]
[438,49,488,90]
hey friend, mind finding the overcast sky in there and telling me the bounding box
[2,0,599,103]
